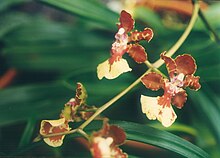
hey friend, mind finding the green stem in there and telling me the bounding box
[79,69,151,130]
[153,0,200,68]
[198,8,220,43]
[144,61,167,78]
[39,0,200,139]
[79,0,199,131]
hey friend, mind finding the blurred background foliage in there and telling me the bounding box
[0,0,219,157]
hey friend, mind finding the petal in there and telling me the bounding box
[140,95,177,127]
[109,125,126,145]
[40,118,70,147]
[172,90,187,109]
[130,28,154,42]
[127,44,147,63]
[184,75,201,91]
[161,52,177,78]
[111,146,128,158]
[140,95,160,120]
[75,82,88,105]
[175,54,196,75]
[157,105,177,127]
[141,72,164,91]
[60,104,73,122]
[91,137,113,158]
[118,10,134,32]
[97,59,132,80]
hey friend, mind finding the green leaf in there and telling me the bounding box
[188,88,220,144]
[85,120,209,158]
[0,70,135,126]
[2,16,111,72]
[134,7,166,34]
[18,118,36,148]
[39,0,118,29]
[0,82,73,126]
[0,12,30,38]
[0,0,29,12]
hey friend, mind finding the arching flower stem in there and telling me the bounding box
[144,60,167,78]
[153,0,199,68]
[39,0,200,140]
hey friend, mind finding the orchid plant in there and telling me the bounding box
[36,8,202,157]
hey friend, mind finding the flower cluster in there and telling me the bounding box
[40,83,97,147]
[141,52,201,127]
[90,120,127,158]
[97,10,153,79]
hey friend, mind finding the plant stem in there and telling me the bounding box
[79,0,199,131]
[198,9,220,43]
[79,69,151,130]
[144,61,167,78]
[153,0,200,68]
[39,0,200,139]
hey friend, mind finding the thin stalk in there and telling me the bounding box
[79,68,151,129]
[153,0,200,68]
[198,9,220,43]
[144,61,167,78]
[39,0,200,139]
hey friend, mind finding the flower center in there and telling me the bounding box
[166,73,185,95]
[111,28,128,57]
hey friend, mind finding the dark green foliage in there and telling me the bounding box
[0,0,219,157]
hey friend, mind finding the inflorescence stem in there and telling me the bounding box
[40,0,200,140]
[153,0,200,68]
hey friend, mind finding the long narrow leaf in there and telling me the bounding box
[39,0,118,29]
[85,120,209,158]
[189,89,220,144]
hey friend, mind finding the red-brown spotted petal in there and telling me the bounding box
[111,146,128,158]
[130,28,154,42]
[141,28,154,42]
[141,72,164,91]
[75,82,88,105]
[161,52,176,78]
[40,118,70,147]
[184,75,201,91]
[127,44,147,63]
[172,90,187,109]
[118,10,134,32]
[109,125,126,146]
[175,54,196,75]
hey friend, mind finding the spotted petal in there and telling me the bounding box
[172,90,187,109]
[90,121,127,158]
[108,125,126,146]
[40,118,70,147]
[130,28,153,42]
[157,104,177,127]
[175,54,196,75]
[75,82,87,105]
[118,10,134,32]
[141,72,164,91]
[141,95,177,127]
[127,44,147,63]
[91,137,113,158]
[184,75,201,90]
[97,59,132,80]
[161,52,176,78]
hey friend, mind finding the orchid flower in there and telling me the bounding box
[141,52,201,127]
[97,10,153,79]
[39,83,97,147]
[90,121,127,158]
